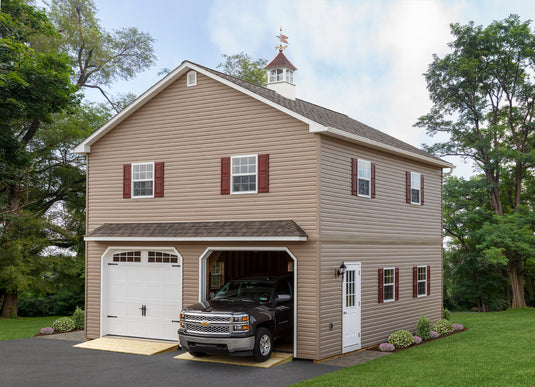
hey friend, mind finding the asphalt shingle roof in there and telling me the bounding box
[196,63,444,163]
[85,220,307,240]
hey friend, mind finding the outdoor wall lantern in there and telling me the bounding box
[336,263,347,278]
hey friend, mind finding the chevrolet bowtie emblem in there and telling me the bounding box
[200,321,209,326]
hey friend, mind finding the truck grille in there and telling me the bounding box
[185,315,231,324]
[185,322,230,334]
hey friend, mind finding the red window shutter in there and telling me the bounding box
[406,171,411,203]
[378,268,384,303]
[371,162,376,198]
[154,162,164,197]
[427,265,431,296]
[123,164,131,198]
[421,175,425,205]
[413,266,418,298]
[221,157,231,194]
[395,267,400,301]
[258,154,269,193]
[351,158,358,196]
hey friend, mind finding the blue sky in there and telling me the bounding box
[76,0,535,177]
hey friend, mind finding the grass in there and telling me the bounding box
[0,316,63,341]
[297,308,535,386]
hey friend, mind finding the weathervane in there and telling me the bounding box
[276,27,288,52]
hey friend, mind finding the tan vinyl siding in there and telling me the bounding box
[85,72,320,359]
[86,240,319,359]
[318,135,443,359]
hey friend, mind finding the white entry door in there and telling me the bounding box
[342,262,361,353]
[103,250,182,341]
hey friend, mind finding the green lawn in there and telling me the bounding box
[0,316,63,341]
[297,308,535,386]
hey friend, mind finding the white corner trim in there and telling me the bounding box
[319,127,456,169]
[85,236,308,242]
[73,61,326,154]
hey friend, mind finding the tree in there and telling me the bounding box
[417,15,535,308]
[46,0,156,112]
[217,52,268,86]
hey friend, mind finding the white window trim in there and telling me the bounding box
[132,162,154,199]
[230,154,258,194]
[417,265,427,297]
[410,171,421,205]
[358,159,371,198]
[187,70,197,86]
[383,267,395,303]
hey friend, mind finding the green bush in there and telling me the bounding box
[52,317,75,333]
[416,315,431,341]
[443,308,451,320]
[18,291,84,317]
[72,307,84,330]
[387,330,415,349]
[432,319,455,336]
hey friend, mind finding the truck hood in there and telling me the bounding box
[183,299,269,313]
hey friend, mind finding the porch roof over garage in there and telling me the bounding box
[84,220,308,242]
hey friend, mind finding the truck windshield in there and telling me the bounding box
[214,281,273,302]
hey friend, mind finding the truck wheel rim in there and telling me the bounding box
[260,335,271,356]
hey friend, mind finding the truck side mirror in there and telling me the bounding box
[276,294,292,304]
[209,292,215,300]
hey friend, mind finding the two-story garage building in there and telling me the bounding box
[74,47,453,361]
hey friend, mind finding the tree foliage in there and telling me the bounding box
[217,52,268,86]
[418,15,535,308]
[45,0,156,111]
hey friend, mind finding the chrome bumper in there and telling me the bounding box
[179,333,255,353]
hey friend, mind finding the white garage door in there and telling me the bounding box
[102,250,182,341]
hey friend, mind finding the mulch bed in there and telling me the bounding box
[34,329,84,337]
[367,327,468,353]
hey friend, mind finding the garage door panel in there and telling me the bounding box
[103,255,181,342]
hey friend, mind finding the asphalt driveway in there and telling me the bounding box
[0,337,341,387]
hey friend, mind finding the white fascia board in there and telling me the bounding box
[73,61,326,154]
[85,236,308,242]
[317,126,456,169]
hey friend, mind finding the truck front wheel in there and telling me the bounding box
[253,327,273,362]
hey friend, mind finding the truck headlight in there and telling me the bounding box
[233,324,249,332]
[232,315,248,323]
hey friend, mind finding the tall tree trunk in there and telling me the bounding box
[508,261,526,308]
[0,293,18,318]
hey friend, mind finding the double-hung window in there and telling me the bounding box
[411,172,421,204]
[417,266,427,296]
[383,268,395,302]
[231,155,257,193]
[132,162,154,198]
[358,159,371,197]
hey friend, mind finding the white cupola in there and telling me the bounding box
[265,28,297,100]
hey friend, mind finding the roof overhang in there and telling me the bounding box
[84,220,308,242]
[310,126,455,169]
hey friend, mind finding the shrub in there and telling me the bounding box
[387,330,414,349]
[40,327,54,335]
[413,335,422,344]
[72,307,84,330]
[454,323,465,331]
[443,308,451,320]
[379,343,395,352]
[18,290,84,317]
[416,314,431,341]
[430,330,439,339]
[432,319,455,336]
[52,317,75,333]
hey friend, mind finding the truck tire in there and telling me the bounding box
[190,351,206,357]
[253,327,273,362]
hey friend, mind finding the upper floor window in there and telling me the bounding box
[187,71,197,86]
[231,155,257,193]
[410,172,421,204]
[383,268,395,302]
[417,266,427,296]
[132,162,154,198]
[358,159,371,197]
